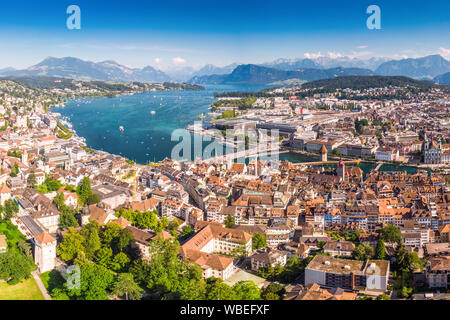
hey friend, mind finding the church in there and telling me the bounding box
[423,135,450,164]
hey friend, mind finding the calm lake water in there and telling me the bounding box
[56,85,421,175]
[56,84,269,164]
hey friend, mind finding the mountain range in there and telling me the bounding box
[0,55,449,85]
[260,56,390,71]
[374,55,450,79]
[188,64,375,85]
[434,72,450,84]
[1,57,171,83]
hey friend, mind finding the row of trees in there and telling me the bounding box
[50,262,142,301]
[57,222,133,267]
[130,238,278,300]
[55,227,275,301]
[115,208,179,236]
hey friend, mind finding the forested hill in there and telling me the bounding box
[301,76,442,90]
[0,76,204,92]
[189,64,375,85]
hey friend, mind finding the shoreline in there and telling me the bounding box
[48,94,440,172]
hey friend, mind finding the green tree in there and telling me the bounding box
[86,194,100,205]
[409,251,425,271]
[117,229,133,252]
[166,219,180,233]
[27,172,37,187]
[262,283,286,300]
[57,228,85,262]
[224,215,235,228]
[77,177,93,205]
[74,250,89,266]
[44,177,62,192]
[138,238,206,300]
[395,244,425,272]
[101,223,122,248]
[10,163,19,177]
[59,209,79,230]
[112,273,142,300]
[380,225,402,244]
[317,240,327,251]
[180,225,194,238]
[3,199,19,221]
[81,224,102,260]
[352,243,373,261]
[17,239,33,259]
[53,193,66,209]
[67,263,114,300]
[374,239,387,260]
[377,293,391,300]
[252,232,267,250]
[395,244,411,272]
[96,247,113,268]
[232,281,261,300]
[399,286,413,299]
[111,252,130,272]
[129,259,152,289]
[263,292,279,300]
[206,278,237,300]
[0,250,34,284]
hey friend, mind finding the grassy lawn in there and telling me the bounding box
[0,278,44,300]
[40,270,70,300]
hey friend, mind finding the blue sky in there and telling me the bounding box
[0,0,449,69]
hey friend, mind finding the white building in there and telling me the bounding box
[34,232,57,273]
[375,147,399,161]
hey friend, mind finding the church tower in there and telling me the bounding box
[21,149,28,166]
[337,157,345,181]
[34,232,56,273]
[320,144,328,162]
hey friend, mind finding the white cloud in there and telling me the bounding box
[327,52,343,59]
[357,45,368,49]
[304,52,323,59]
[304,52,344,59]
[172,57,186,65]
[439,47,450,59]
[154,58,162,64]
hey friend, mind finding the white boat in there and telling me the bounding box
[151,110,156,115]
[119,126,124,132]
